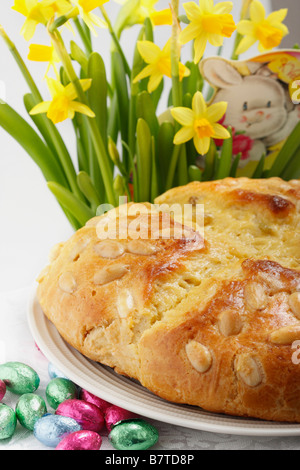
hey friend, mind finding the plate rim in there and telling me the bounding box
[27,284,300,437]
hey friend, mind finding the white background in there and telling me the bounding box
[0,0,272,292]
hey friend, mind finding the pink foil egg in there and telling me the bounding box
[56,430,102,450]
[79,389,111,414]
[0,380,6,402]
[105,405,138,432]
[55,399,105,432]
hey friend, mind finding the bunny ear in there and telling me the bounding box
[200,58,243,89]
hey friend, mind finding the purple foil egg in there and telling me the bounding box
[0,380,6,402]
[56,430,102,450]
[79,389,111,414]
[105,405,138,432]
[55,399,105,433]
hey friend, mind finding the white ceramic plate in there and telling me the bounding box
[27,285,300,437]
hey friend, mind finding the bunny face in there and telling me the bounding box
[215,76,287,140]
[201,58,288,140]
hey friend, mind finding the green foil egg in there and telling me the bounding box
[46,378,78,410]
[109,419,159,450]
[0,404,17,440]
[0,362,40,395]
[15,394,47,431]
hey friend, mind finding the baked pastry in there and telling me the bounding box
[37,177,300,422]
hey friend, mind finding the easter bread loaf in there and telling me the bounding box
[37,177,300,422]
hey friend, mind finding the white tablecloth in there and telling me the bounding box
[0,287,299,450]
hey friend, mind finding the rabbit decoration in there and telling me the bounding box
[200,56,300,170]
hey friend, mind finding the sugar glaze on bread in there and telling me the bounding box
[37,177,300,422]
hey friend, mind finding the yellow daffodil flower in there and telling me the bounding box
[236,0,288,54]
[171,91,230,155]
[180,0,236,64]
[133,40,190,93]
[28,43,60,77]
[70,0,108,34]
[114,0,172,37]
[12,0,72,40]
[29,77,95,124]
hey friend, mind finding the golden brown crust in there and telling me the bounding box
[37,177,300,422]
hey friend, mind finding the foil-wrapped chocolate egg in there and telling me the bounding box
[0,380,6,402]
[56,430,102,450]
[79,389,111,414]
[56,399,105,432]
[0,403,17,440]
[48,363,68,380]
[15,394,47,431]
[105,405,138,432]
[33,414,82,448]
[109,419,159,450]
[0,362,40,394]
[46,378,78,410]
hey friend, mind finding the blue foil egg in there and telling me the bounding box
[48,363,68,380]
[33,414,82,448]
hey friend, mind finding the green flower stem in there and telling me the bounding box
[166,0,185,190]
[99,6,131,77]
[170,0,182,109]
[0,26,82,199]
[128,26,146,164]
[73,18,93,56]
[231,0,251,60]
[165,144,181,191]
[231,31,243,60]
[50,28,116,206]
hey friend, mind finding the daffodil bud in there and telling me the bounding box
[113,174,126,198]
[108,137,121,166]
[70,41,88,75]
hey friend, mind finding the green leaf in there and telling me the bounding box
[267,121,300,177]
[182,61,204,95]
[48,182,94,226]
[202,140,216,181]
[70,40,88,76]
[188,165,202,182]
[215,129,233,180]
[0,101,67,186]
[280,147,300,180]
[177,145,189,186]
[150,78,164,111]
[76,135,89,173]
[151,136,159,202]
[251,153,266,178]
[87,52,108,149]
[24,93,62,165]
[157,122,175,185]
[136,118,152,202]
[230,153,241,177]
[112,50,129,168]
[72,113,90,172]
[128,26,146,156]
[107,91,119,143]
[136,91,159,138]
[77,171,102,209]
